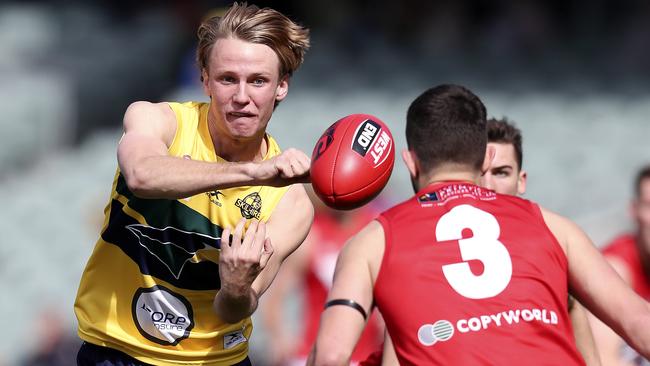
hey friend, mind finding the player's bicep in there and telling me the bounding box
[327,230,377,310]
[313,222,384,362]
[117,102,176,176]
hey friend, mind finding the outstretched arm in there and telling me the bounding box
[542,208,650,360]
[308,221,385,366]
[117,101,310,199]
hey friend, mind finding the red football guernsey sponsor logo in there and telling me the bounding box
[351,119,392,168]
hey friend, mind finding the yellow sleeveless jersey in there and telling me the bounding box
[75,101,289,365]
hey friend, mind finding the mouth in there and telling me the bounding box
[228,111,256,119]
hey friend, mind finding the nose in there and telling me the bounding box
[233,82,250,105]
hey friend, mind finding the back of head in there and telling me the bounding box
[406,84,487,172]
[487,117,524,170]
[196,2,310,80]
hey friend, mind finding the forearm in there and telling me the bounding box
[213,286,259,324]
[622,306,650,361]
[123,155,257,199]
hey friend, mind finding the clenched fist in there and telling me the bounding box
[252,148,311,186]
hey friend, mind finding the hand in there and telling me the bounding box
[252,148,311,186]
[219,219,274,298]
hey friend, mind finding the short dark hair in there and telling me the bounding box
[487,117,523,170]
[406,84,487,172]
[634,165,650,198]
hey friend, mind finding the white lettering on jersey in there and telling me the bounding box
[435,205,513,299]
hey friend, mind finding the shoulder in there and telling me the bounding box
[539,205,590,255]
[124,101,176,121]
[379,195,416,219]
[123,101,178,145]
[539,206,586,252]
[349,220,385,246]
[268,184,315,238]
[343,220,385,279]
[280,184,313,215]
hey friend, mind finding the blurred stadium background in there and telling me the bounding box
[1,0,649,364]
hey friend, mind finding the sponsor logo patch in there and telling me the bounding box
[223,329,247,349]
[207,190,225,207]
[418,307,559,347]
[132,285,194,346]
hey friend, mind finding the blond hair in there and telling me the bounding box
[197,3,310,81]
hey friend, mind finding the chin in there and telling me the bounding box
[230,128,262,141]
[227,121,259,136]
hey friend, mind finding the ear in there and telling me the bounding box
[401,149,419,179]
[201,69,210,97]
[275,75,289,102]
[517,170,528,195]
[481,144,496,175]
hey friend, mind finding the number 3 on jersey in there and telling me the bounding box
[435,204,512,299]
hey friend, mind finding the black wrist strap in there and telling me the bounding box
[324,299,368,320]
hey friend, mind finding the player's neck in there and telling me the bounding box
[420,170,480,190]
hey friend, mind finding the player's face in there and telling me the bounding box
[480,142,526,196]
[202,37,288,141]
[632,178,650,250]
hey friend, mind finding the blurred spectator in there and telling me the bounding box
[589,165,650,366]
[261,188,385,366]
[20,309,81,366]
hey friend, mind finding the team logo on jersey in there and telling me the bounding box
[418,192,439,206]
[207,190,225,207]
[126,224,221,280]
[313,122,339,161]
[351,119,392,168]
[235,192,262,219]
[132,285,194,346]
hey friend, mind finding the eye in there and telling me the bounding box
[220,75,236,84]
[252,78,266,86]
[494,170,510,177]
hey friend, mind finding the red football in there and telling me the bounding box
[310,114,395,210]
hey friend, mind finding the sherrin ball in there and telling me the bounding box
[310,114,395,210]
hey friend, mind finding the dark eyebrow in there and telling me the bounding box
[492,165,513,171]
[250,72,272,78]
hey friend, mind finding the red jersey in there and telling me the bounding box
[373,182,584,366]
[296,209,383,362]
[602,234,650,300]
